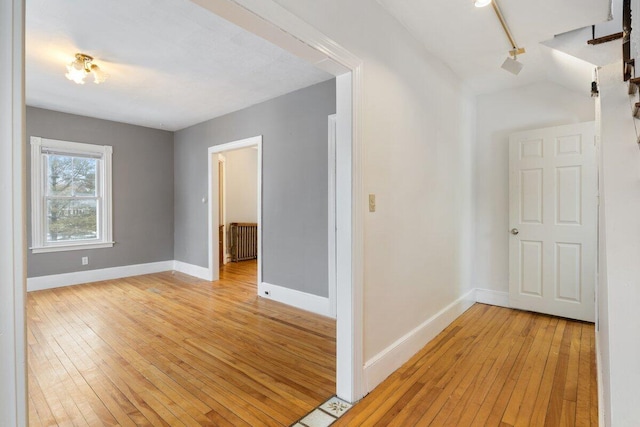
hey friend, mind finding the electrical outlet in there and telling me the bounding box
[369,194,376,212]
[82,256,89,265]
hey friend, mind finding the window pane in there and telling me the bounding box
[73,157,97,196]
[47,155,73,196]
[46,199,98,242]
[47,155,97,197]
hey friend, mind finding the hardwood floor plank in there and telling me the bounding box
[46,337,117,426]
[527,319,567,427]
[422,309,518,426]
[28,260,334,427]
[576,323,592,427]
[335,305,497,426]
[58,284,291,427]
[512,318,562,426]
[467,313,531,426]
[32,290,147,427]
[544,322,575,427]
[27,363,57,426]
[450,312,533,426]
[564,323,583,402]
[32,302,120,427]
[334,304,597,427]
[27,323,87,426]
[354,306,498,427]
[561,400,577,426]
[30,265,597,426]
[501,316,554,425]
[483,315,545,426]
[80,290,318,422]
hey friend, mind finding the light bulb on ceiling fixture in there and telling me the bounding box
[65,56,88,84]
[475,0,492,7]
[90,64,108,84]
[64,53,108,85]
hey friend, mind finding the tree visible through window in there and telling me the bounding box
[46,154,98,242]
[31,137,113,253]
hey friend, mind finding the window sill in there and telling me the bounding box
[31,241,114,254]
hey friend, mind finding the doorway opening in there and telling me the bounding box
[4,2,365,423]
[208,136,262,285]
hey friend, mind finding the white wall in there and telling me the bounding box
[474,82,595,293]
[224,148,258,226]
[270,0,476,384]
[597,62,640,426]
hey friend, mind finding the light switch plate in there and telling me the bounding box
[369,194,376,212]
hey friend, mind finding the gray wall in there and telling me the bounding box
[27,107,174,277]
[174,79,335,297]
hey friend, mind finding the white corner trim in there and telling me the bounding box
[363,289,476,393]
[475,288,510,308]
[27,260,175,292]
[259,282,333,318]
[173,260,212,281]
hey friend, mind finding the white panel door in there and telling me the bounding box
[509,122,596,322]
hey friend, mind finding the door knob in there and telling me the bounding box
[510,228,519,235]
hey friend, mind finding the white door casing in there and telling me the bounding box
[509,122,597,322]
[218,154,227,265]
[328,114,337,318]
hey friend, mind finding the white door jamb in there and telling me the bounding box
[328,114,337,318]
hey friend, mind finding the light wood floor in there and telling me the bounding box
[28,267,598,427]
[27,260,336,426]
[335,304,597,427]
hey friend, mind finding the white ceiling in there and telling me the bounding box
[28,0,617,129]
[376,0,614,94]
[26,0,333,131]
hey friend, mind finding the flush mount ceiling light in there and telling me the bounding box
[478,0,526,75]
[65,53,108,85]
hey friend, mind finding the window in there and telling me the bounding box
[31,137,113,253]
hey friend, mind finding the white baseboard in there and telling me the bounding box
[363,288,477,392]
[27,260,175,292]
[173,260,211,281]
[258,282,333,318]
[475,288,510,308]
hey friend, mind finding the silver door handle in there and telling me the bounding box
[510,228,519,235]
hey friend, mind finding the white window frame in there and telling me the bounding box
[30,136,113,253]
